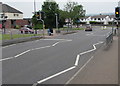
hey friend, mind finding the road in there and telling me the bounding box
[2,26,112,85]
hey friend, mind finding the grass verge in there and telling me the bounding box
[2,34,43,40]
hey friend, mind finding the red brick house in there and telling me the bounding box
[0,2,30,29]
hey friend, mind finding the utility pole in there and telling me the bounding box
[34,0,36,14]
[55,13,59,33]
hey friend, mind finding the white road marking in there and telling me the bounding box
[1,39,72,61]
[74,55,80,66]
[31,46,51,50]
[79,41,103,55]
[37,66,76,84]
[41,39,66,41]
[35,40,40,42]
[0,49,31,62]
[33,41,103,84]
[2,39,70,49]
[65,56,94,84]
[62,40,72,42]
[52,42,60,47]
[91,35,106,37]
[73,33,77,35]
[0,57,14,62]
[2,44,16,48]
[86,33,93,36]
[14,49,31,58]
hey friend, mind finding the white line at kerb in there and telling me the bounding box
[65,56,94,84]
[37,66,76,84]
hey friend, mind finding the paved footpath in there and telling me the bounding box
[68,36,118,84]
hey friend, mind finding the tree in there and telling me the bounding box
[42,0,59,29]
[64,2,85,24]
[59,10,68,27]
[32,14,43,34]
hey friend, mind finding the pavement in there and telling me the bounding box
[67,36,118,84]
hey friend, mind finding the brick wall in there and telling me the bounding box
[5,20,11,28]
[4,19,30,29]
[16,20,29,27]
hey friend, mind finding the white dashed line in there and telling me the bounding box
[2,44,17,48]
[52,42,60,47]
[14,49,31,58]
[1,39,72,62]
[31,46,51,50]
[0,57,14,62]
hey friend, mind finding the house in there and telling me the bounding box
[0,2,30,29]
[0,2,2,28]
[80,14,115,25]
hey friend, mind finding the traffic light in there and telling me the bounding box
[36,12,40,19]
[40,11,45,20]
[115,7,120,19]
[35,11,45,20]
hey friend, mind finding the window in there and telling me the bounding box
[98,18,101,20]
[13,14,19,17]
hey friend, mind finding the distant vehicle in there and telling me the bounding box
[85,24,92,31]
[19,25,34,34]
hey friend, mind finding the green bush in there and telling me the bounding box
[15,25,20,29]
[33,23,43,30]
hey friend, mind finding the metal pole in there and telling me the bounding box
[55,13,59,33]
[34,0,36,36]
[112,19,114,35]
[43,20,45,37]
[34,0,36,14]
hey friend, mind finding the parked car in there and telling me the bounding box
[85,24,92,31]
[19,25,34,34]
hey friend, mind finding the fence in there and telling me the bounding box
[106,32,113,47]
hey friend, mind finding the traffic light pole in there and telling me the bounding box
[112,19,115,35]
[39,19,45,38]
[42,20,45,38]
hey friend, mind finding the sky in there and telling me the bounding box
[0,0,120,18]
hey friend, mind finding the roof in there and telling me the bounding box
[91,15,109,19]
[81,16,90,19]
[109,15,115,18]
[2,3,23,14]
[81,15,115,19]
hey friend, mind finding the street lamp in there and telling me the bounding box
[55,13,59,33]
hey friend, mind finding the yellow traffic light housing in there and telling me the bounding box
[115,7,120,19]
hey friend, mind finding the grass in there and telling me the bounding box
[0,34,2,40]
[2,34,43,40]
[72,28,85,30]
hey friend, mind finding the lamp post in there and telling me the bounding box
[55,13,59,33]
